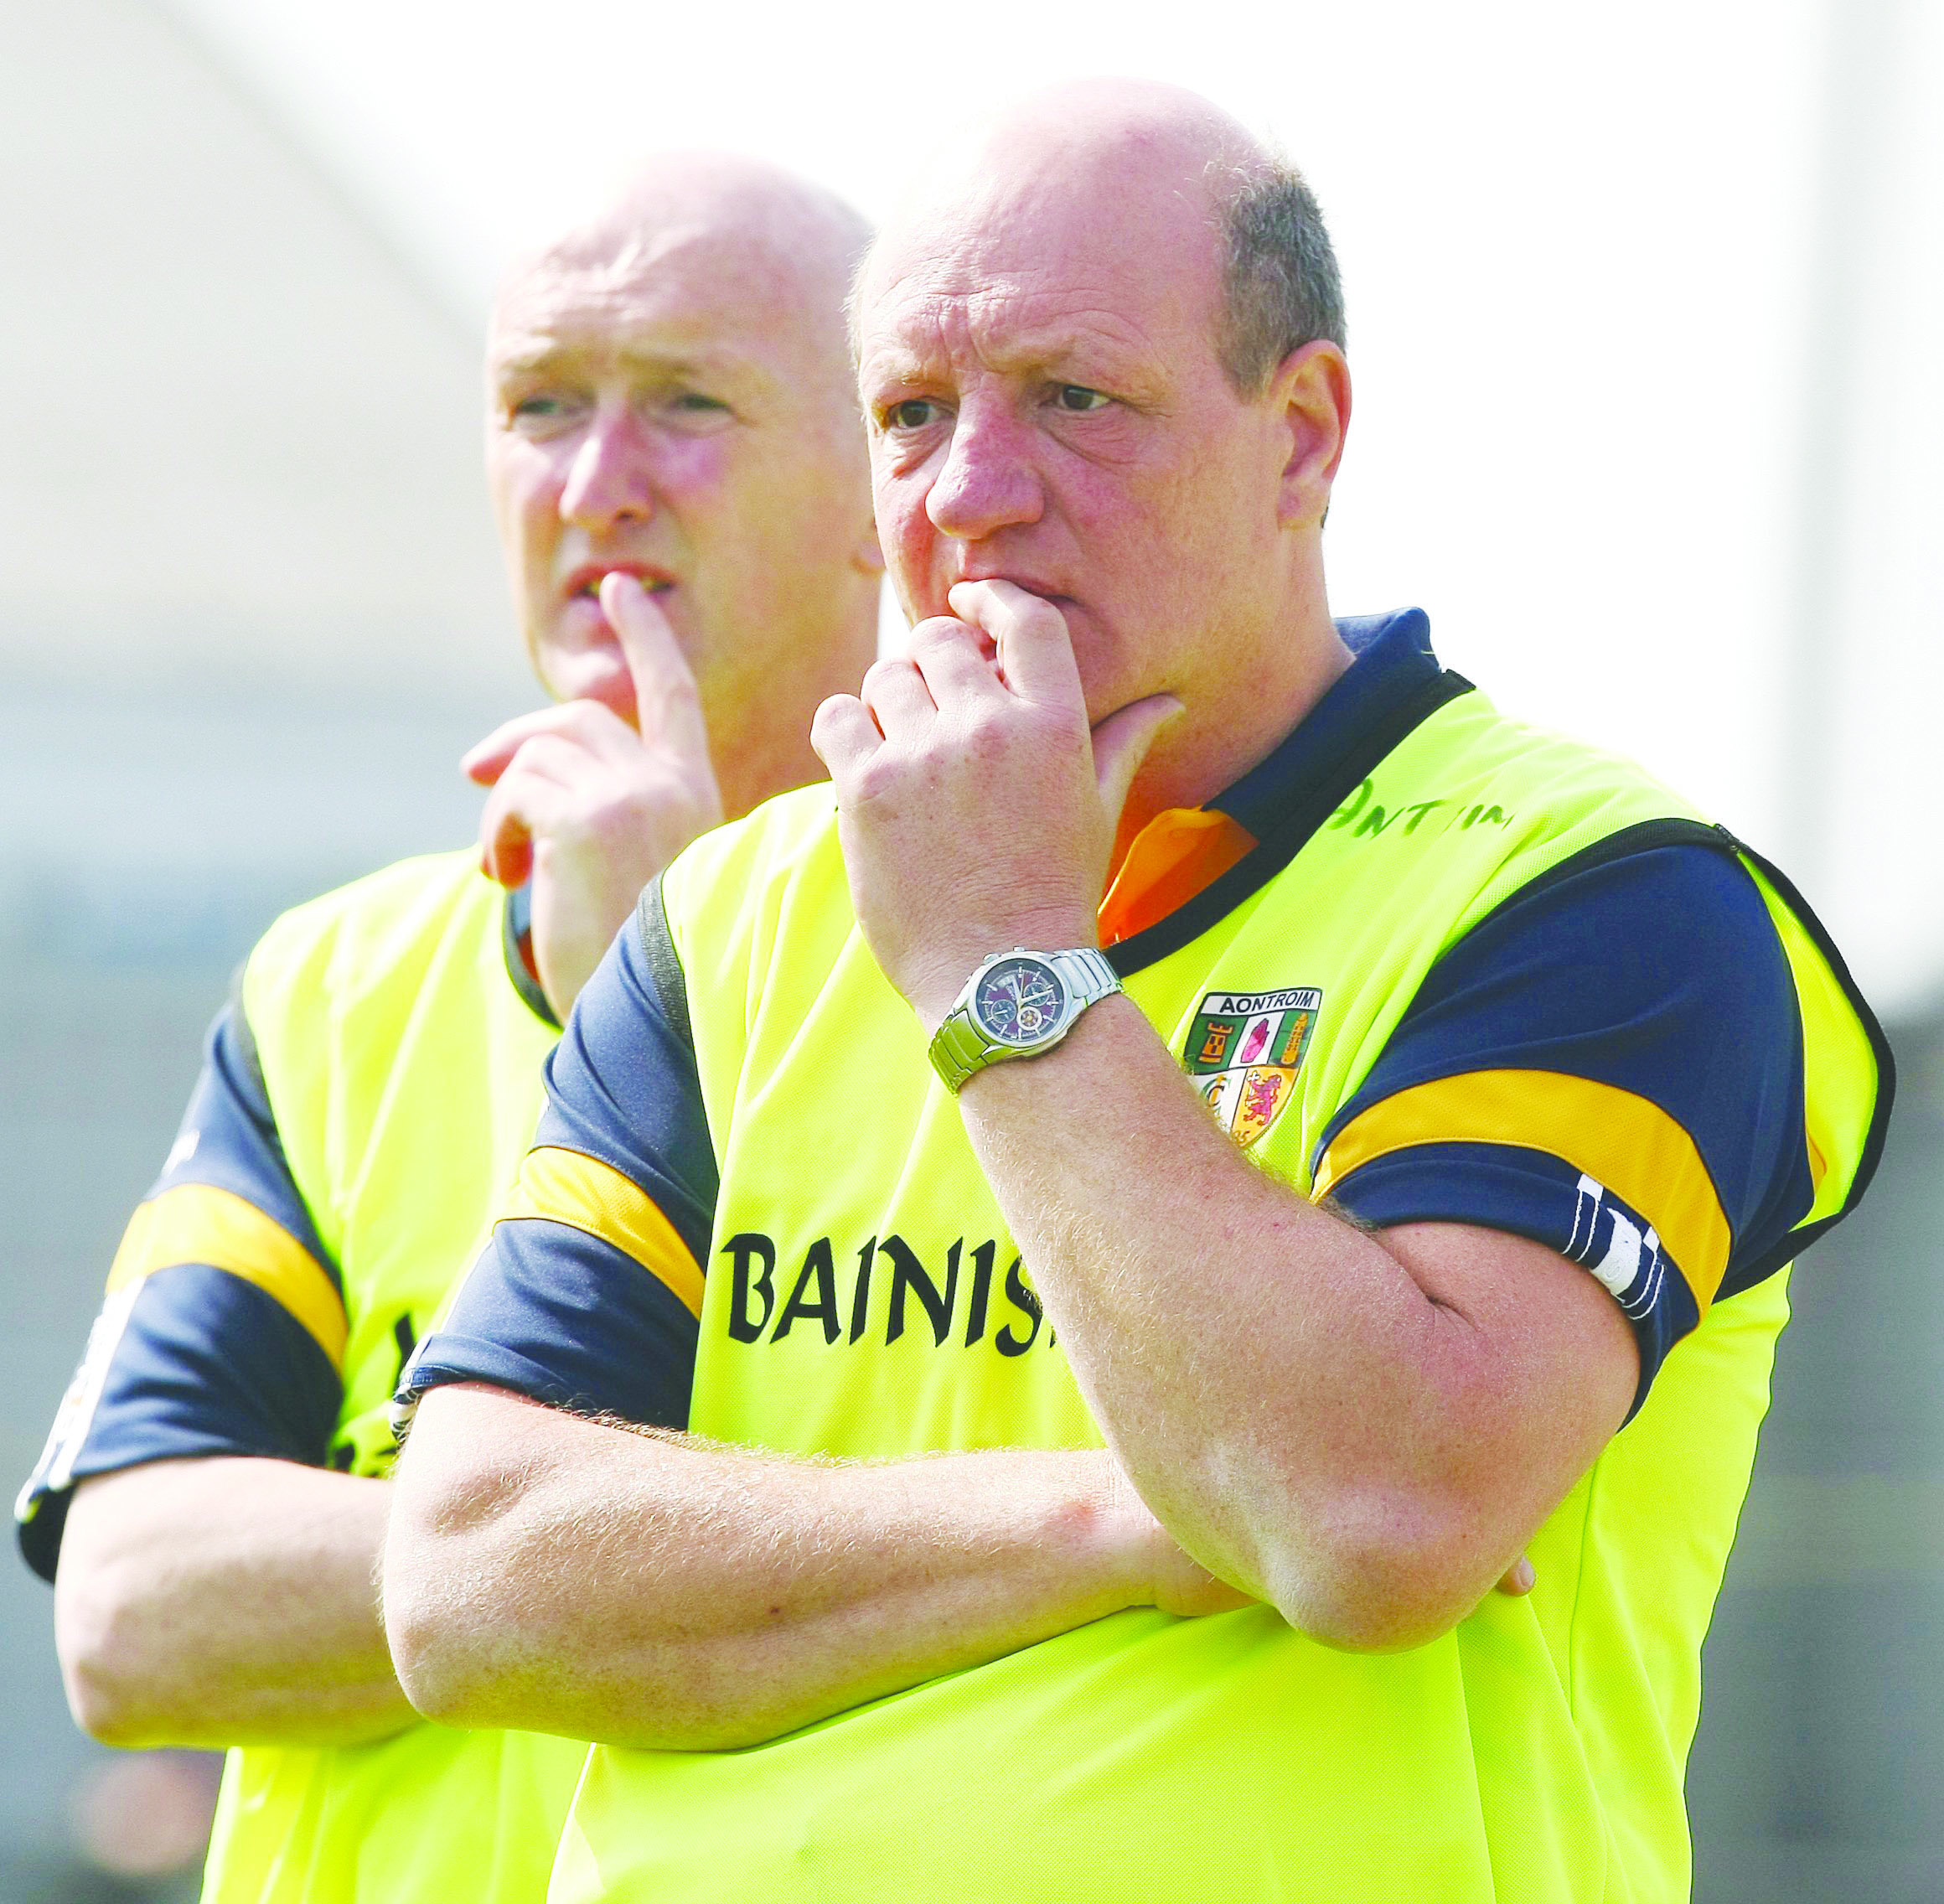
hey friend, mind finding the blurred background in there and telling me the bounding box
[0,0,1936,1896]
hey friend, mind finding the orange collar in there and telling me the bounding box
[1098,807,1258,948]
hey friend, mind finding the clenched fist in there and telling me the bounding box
[465,572,723,1016]
[810,578,1179,1030]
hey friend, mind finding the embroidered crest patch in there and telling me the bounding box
[1184,987,1321,1150]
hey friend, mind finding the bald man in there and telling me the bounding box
[18,156,881,1904]
[384,84,1889,1903]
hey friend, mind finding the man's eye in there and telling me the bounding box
[885,399,940,430]
[506,392,587,432]
[1055,385,1109,413]
[671,392,730,415]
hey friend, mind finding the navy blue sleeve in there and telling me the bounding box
[1314,843,1813,1415]
[17,994,344,1582]
[399,882,716,1432]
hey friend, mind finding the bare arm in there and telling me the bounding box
[383,1383,1238,1751]
[956,999,1633,1651]
[57,1457,413,1751]
[812,582,1633,1653]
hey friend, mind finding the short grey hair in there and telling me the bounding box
[1213,162,1346,396]
[846,153,1346,391]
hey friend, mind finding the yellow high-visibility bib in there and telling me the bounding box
[204,851,585,1904]
[551,681,1885,1904]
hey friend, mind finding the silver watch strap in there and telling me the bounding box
[929,1009,995,1095]
[930,947,1123,1094]
[1045,947,1121,1014]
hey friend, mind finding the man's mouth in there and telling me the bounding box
[950,574,1074,614]
[563,563,676,602]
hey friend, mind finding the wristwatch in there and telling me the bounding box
[928,947,1123,1094]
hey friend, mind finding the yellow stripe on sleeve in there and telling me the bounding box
[499,1146,706,1320]
[106,1183,347,1369]
[1314,1068,1734,1312]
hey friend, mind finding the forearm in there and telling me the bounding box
[56,1458,412,1750]
[957,996,1631,1645]
[385,1384,1154,1751]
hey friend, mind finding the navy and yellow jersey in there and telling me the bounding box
[1316,839,1812,1408]
[404,612,1814,1431]
[16,996,342,1581]
[14,851,600,1904]
[401,919,712,1432]
[17,877,554,1584]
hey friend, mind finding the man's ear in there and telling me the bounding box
[1269,340,1352,533]
[852,521,888,577]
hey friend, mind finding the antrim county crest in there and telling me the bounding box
[1185,987,1321,1150]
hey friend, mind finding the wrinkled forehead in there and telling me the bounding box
[856,159,1226,373]
[490,223,809,376]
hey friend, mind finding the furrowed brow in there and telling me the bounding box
[968,303,1157,380]
[618,345,773,396]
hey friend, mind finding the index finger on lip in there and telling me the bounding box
[598,572,710,760]
[946,580,1081,708]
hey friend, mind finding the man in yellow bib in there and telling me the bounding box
[386,83,1891,1902]
[17,156,882,1902]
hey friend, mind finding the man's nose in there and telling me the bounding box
[925,401,1043,542]
[560,404,655,531]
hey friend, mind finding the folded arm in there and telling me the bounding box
[58,1457,411,1749]
[946,844,1807,1649]
[956,1001,1634,1651]
[383,1383,1236,1750]
[23,991,411,1749]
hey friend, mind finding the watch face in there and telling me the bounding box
[971,956,1067,1046]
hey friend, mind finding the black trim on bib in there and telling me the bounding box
[1710,825,1896,1291]
[1107,670,1475,980]
[501,884,562,1031]
[637,877,696,1058]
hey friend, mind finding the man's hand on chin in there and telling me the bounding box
[465,572,724,1018]
[811,577,1179,1027]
